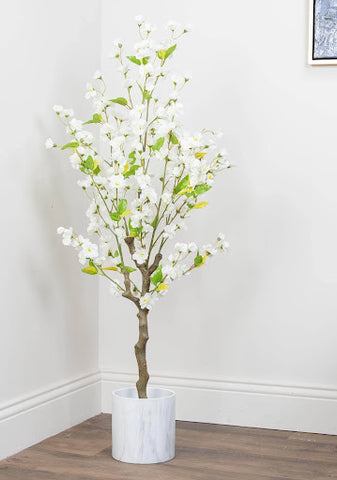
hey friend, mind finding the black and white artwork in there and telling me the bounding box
[309,0,337,64]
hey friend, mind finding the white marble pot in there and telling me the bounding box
[112,387,176,464]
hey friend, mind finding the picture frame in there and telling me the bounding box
[308,0,337,65]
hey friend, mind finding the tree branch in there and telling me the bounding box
[124,236,148,274]
[148,252,162,275]
[122,270,140,307]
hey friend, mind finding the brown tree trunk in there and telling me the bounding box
[123,237,162,399]
[135,308,150,398]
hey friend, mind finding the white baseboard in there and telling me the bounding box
[0,372,101,461]
[101,370,337,435]
[3,369,337,461]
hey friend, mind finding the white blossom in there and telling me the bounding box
[163,224,177,239]
[140,187,157,203]
[162,263,178,280]
[135,40,152,58]
[161,192,171,204]
[57,227,73,246]
[132,248,147,264]
[63,108,74,117]
[85,83,97,99]
[135,14,145,24]
[114,227,126,240]
[50,19,230,311]
[53,105,63,114]
[45,138,55,149]
[78,239,99,265]
[109,39,122,58]
[139,63,154,79]
[200,244,217,256]
[77,178,91,189]
[174,242,188,254]
[109,174,126,190]
[216,233,230,250]
[140,22,157,36]
[135,172,151,189]
[140,293,156,310]
[110,280,123,297]
[188,242,198,253]
[166,20,181,33]
[87,219,100,234]
[69,153,81,170]
[69,118,83,131]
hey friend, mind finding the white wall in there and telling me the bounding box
[2,0,337,458]
[0,0,102,459]
[100,0,337,433]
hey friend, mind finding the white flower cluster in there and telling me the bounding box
[57,227,99,265]
[138,234,229,310]
[48,17,231,311]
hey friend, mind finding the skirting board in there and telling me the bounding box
[101,370,337,435]
[3,369,337,461]
[0,372,101,461]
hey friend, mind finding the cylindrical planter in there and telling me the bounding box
[112,387,175,464]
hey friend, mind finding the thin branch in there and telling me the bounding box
[148,252,162,275]
[122,270,140,307]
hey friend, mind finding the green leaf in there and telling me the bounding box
[165,44,176,59]
[173,175,189,195]
[193,201,208,209]
[83,113,102,125]
[157,49,166,60]
[123,266,137,273]
[142,56,150,65]
[81,265,98,275]
[117,198,127,215]
[170,133,178,144]
[152,137,165,151]
[195,151,207,159]
[110,212,121,222]
[124,164,140,178]
[194,255,203,267]
[128,219,142,238]
[127,56,141,65]
[84,155,94,170]
[121,209,131,218]
[151,265,163,286]
[128,151,136,163]
[93,165,100,175]
[61,142,79,150]
[176,187,193,196]
[151,215,159,228]
[110,97,128,106]
[194,184,212,196]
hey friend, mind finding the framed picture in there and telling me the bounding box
[308,0,337,65]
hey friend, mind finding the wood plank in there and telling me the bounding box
[0,414,337,480]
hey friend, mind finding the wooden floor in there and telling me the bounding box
[1,415,337,479]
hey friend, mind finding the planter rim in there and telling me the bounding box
[112,386,175,401]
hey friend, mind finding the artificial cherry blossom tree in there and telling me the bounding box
[46,17,230,399]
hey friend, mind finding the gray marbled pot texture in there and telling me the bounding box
[112,387,176,464]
